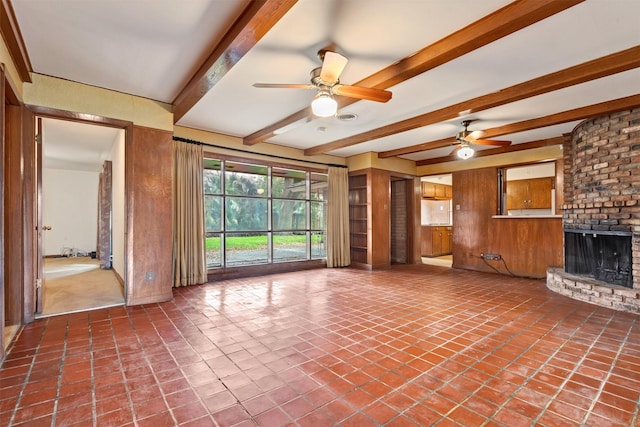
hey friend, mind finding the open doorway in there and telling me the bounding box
[420,174,453,268]
[37,118,125,317]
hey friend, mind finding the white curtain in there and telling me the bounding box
[173,141,207,286]
[326,166,351,267]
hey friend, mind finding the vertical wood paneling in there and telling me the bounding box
[452,167,563,278]
[0,69,5,357]
[369,169,390,268]
[125,125,173,305]
[4,105,23,327]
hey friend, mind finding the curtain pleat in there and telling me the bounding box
[173,142,207,286]
[326,166,351,268]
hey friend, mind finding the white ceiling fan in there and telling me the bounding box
[253,49,392,117]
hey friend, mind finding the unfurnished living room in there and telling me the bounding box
[1,1,640,426]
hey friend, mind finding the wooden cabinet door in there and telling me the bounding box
[442,227,452,254]
[422,182,435,198]
[432,227,442,255]
[529,177,553,208]
[444,185,452,199]
[434,184,446,198]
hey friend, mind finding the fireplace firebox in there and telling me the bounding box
[564,230,632,288]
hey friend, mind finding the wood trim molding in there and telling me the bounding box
[25,105,132,129]
[310,45,640,157]
[0,0,32,83]
[243,0,583,146]
[173,0,297,122]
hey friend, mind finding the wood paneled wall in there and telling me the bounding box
[125,126,173,305]
[4,106,23,331]
[452,167,563,278]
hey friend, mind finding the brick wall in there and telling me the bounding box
[548,108,640,312]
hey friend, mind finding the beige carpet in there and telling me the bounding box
[40,256,124,317]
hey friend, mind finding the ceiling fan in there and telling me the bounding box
[253,49,392,117]
[452,120,511,159]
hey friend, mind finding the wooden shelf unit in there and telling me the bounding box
[348,174,369,265]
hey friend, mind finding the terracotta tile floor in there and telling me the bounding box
[2,264,640,426]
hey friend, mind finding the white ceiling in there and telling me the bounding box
[10,0,640,170]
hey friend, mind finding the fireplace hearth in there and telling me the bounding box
[564,230,632,288]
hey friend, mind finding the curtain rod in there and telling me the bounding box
[173,136,348,169]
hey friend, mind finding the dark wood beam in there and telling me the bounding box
[379,137,456,158]
[479,94,640,139]
[308,45,640,157]
[416,137,564,166]
[243,0,583,146]
[173,0,297,122]
[412,94,640,165]
[0,0,32,83]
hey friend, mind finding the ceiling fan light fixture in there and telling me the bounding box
[457,145,474,160]
[311,92,337,117]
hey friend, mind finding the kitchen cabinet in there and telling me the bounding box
[506,177,553,210]
[421,225,453,257]
[422,182,452,199]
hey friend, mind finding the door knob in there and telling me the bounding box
[39,225,52,231]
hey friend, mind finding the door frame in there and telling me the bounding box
[25,105,133,318]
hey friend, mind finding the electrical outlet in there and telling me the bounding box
[145,271,155,281]
[484,253,502,261]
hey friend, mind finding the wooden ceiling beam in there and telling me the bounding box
[0,0,32,83]
[243,0,583,146]
[411,94,640,165]
[479,94,640,139]
[310,45,640,157]
[416,137,564,166]
[173,0,297,123]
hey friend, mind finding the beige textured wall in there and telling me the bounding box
[23,74,173,130]
[174,126,346,170]
[347,152,417,175]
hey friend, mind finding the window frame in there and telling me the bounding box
[203,154,328,269]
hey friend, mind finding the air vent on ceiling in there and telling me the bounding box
[336,113,358,122]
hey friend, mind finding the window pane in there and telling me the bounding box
[205,195,222,232]
[226,233,268,266]
[311,231,326,259]
[225,197,267,231]
[205,233,222,268]
[273,232,307,262]
[272,168,306,199]
[310,173,328,201]
[273,200,306,230]
[204,159,221,194]
[225,162,268,197]
[310,201,326,231]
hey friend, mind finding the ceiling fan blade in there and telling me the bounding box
[332,84,392,103]
[472,139,512,147]
[253,83,316,89]
[466,130,485,140]
[449,145,462,156]
[320,51,348,84]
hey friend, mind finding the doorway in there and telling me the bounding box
[420,174,453,268]
[36,118,125,317]
[390,178,411,264]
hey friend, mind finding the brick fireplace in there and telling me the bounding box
[547,108,640,313]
